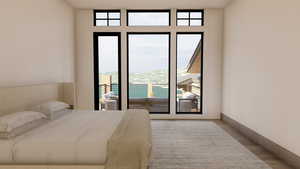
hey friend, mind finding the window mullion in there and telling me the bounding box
[188,12,191,26]
[107,12,109,26]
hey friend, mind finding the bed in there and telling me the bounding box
[0,83,152,169]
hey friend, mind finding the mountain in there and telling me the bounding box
[100,69,189,84]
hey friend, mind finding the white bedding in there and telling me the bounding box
[0,110,124,165]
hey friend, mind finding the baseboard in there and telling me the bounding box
[221,113,300,169]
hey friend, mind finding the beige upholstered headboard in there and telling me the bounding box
[0,83,75,116]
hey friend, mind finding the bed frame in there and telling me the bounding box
[0,83,106,168]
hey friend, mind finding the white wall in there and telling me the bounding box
[75,9,223,119]
[0,0,75,86]
[223,0,300,156]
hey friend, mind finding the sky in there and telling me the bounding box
[177,34,202,70]
[98,36,119,73]
[98,14,202,74]
[129,34,169,73]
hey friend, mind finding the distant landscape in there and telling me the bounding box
[100,68,188,84]
[99,69,188,98]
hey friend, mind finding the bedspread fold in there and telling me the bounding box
[105,109,152,169]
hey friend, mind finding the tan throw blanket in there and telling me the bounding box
[105,109,152,169]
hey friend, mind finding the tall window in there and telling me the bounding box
[177,10,204,26]
[127,10,170,26]
[177,33,203,114]
[94,33,121,110]
[94,10,121,26]
[127,33,170,113]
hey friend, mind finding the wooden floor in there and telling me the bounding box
[214,120,295,169]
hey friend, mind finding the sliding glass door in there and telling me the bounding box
[94,32,121,110]
[127,33,170,114]
[176,33,203,114]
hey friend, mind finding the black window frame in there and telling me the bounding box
[93,32,122,111]
[127,10,171,26]
[127,32,171,114]
[176,9,204,26]
[94,10,121,27]
[176,32,204,115]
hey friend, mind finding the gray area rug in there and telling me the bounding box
[149,121,271,169]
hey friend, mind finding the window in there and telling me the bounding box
[177,10,204,26]
[94,10,121,26]
[127,33,170,114]
[127,10,170,26]
[92,9,205,115]
[94,32,121,110]
[176,33,203,114]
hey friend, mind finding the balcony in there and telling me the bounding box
[99,83,200,113]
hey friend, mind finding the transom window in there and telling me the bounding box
[94,10,121,26]
[177,10,204,26]
[127,10,170,26]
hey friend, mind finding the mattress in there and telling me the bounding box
[0,110,124,165]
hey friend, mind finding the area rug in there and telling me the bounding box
[149,121,272,169]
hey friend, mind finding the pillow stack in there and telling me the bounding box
[31,101,70,120]
[0,101,71,139]
[0,111,47,139]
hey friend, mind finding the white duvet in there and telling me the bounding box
[0,110,124,165]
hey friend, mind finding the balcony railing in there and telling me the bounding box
[99,83,200,112]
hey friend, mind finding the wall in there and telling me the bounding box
[75,9,223,119]
[223,0,300,156]
[0,0,75,86]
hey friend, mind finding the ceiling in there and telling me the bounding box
[65,0,232,9]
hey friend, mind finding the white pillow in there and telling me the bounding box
[31,101,70,120]
[0,118,47,139]
[182,92,196,99]
[0,111,46,133]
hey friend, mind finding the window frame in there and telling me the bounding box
[127,32,171,114]
[126,10,171,26]
[176,9,204,26]
[92,9,206,116]
[93,32,122,110]
[176,32,204,114]
[94,10,121,27]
